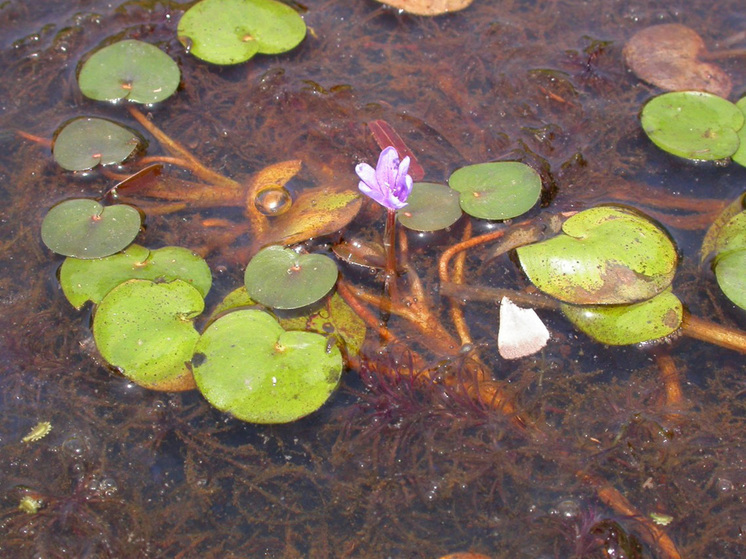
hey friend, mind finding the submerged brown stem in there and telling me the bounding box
[681,313,746,353]
[127,106,240,190]
[579,472,683,559]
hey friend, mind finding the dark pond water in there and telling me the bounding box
[1,0,745,557]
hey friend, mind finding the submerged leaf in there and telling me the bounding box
[261,187,363,247]
[374,0,474,16]
[624,24,732,97]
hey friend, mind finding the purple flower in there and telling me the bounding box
[355,146,413,211]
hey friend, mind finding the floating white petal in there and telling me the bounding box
[498,297,550,359]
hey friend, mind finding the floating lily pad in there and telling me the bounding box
[624,24,732,97]
[448,161,541,221]
[561,289,682,345]
[41,199,141,259]
[53,117,142,171]
[714,251,746,310]
[516,206,677,305]
[641,91,744,161]
[245,246,338,309]
[177,0,306,65]
[59,244,212,309]
[192,309,343,423]
[93,279,203,391]
[397,182,462,231]
[78,39,180,104]
[733,97,746,167]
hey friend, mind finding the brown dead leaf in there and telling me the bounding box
[375,0,473,16]
[623,24,732,97]
[258,187,363,248]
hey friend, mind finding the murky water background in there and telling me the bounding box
[1,1,745,557]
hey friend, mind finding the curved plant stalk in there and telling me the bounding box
[681,313,746,353]
[126,106,240,190]
[579,471,682,559]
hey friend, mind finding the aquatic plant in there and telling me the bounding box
[177,0,307,65]
[356,145,413,287]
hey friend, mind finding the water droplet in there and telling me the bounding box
[254,186,292,216]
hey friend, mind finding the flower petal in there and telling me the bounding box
[355,163,378,190]
[375,146,401,192]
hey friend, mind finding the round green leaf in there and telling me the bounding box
[397,182,462,231]
[561,289,682,345]
[41,199,141,259]
[244,245,338,310]
[448,161,542,220]
[177,0,307,65]
[193,309,343,423]
[60,244,212,309]
[516,206,678,305]
[93,279,204,391]
[53,117,142,171]
[641,91,744,161]
[732,96,746,167]
[78,39,180,104]
[714,251,746,310]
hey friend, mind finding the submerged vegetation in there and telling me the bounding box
[1,0,746,557]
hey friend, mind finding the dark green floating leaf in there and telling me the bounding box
[641,91,744,161]
[448,161,541,220]
[244,245,338,310]
[78,39,180,104]
[177,0,307,65]
[93,279,204,391]
[561,289,683,345]
[397,182,462,231]
[53,117,142,171]
[516,206,678,305]
[193,309,343,423]
[41,199,141,259]
[60,244,212,309]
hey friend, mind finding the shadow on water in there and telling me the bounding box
[1,0,745,557]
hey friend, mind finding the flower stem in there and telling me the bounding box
[383,209,398,297]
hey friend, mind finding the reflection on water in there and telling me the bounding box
[1,0,745,557]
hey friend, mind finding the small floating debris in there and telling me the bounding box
[21,421,52,443]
